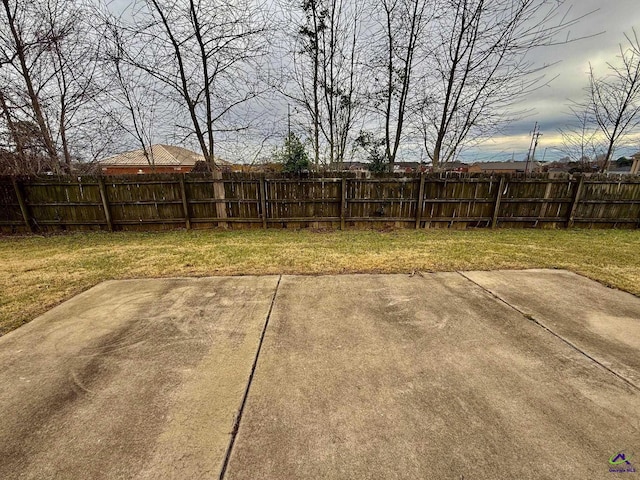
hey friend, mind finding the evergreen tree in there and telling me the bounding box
[278,134,310,173]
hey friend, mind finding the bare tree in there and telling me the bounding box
[321,0,363,168]
[290,0,365,168]
[559,104,603,168]
[0,0,111,173]
[0,0,59,170]
[417,0,585,170]
[369,0,433,169]
[42,0,107,170]
[100,12,159,167]
[585,29,640,173]
[0,90,26,169]
[114,0,270,167]
[295,0,325,165]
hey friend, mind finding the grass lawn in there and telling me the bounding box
[1,228,639,335]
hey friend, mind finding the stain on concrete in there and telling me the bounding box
[1,272,639,480]
[0,277,279,480]
[226,273,640,480]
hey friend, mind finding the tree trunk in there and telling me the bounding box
[0,91,26,169]
[2,0,58,166]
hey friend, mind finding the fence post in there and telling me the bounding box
[259,176,268,229]
[212,169,228,228]
[97,176,113,232]
[567,175,585,228]
[340,177,347,230]
[491,176,505,228]
[415,173,426,229]
[12,177,33,233]
[179,174,191,230]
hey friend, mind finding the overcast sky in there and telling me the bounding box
[467,0,640,162]
[108,0,640,164]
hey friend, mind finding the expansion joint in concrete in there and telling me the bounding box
[456,271,640,393]
[219,275,282,479]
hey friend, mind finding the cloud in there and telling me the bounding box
[99,0,640,163]
[464,0,640,161]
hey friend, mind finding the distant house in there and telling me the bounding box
[546,160,597,174]
[391,162,431,173]
[468,161,542,174]
[608,165,633,174]
[545,161,572,174]
[98,144,229,175]
[603,154,640,175]
[440,161,469,172]
[343,161,370,172]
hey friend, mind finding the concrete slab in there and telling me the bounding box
[226,274,640,480]
[0,276,279,479]
[2,272,639,480]
[462,269,640,389]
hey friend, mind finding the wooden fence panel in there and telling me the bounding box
[347,178,418,228]
[105,177,184,228]
[0,180,23,232]
[20,178,104,231]
[420,178,495,228]
[535,180,575,227]
[223,178,261,226]
[185,178,220,224]
[266,178,341,227]
[498,178,574,228]
[576,179,640,228]
[178,176,262,228]
[0,173,638,233]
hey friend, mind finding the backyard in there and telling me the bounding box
[1,228,639,335]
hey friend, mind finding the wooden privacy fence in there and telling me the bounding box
[1,173,640,233]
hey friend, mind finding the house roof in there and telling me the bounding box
[343,161,369,170]
[608,166,632,173]
[441,161,469,170]
[99,144,230,167]
[394,162,424,169]
[473,161,539,171]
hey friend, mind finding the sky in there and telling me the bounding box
[107,0,640,164]
[465,0,640,163]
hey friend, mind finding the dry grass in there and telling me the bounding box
[1,228,639,335]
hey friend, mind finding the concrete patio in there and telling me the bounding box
[1,271,638,479]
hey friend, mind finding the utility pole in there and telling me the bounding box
[526,122,542,174]
[287,104,291,161]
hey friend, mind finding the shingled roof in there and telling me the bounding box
[472,161,541,171]
[99,145,230,167]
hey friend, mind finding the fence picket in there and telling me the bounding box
[0,173,638,233]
